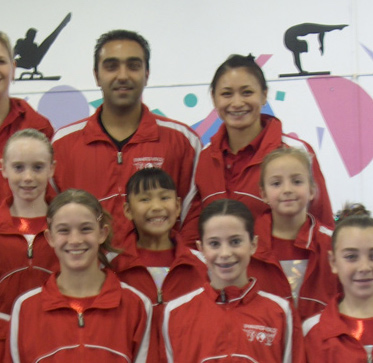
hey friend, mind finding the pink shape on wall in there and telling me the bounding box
[308,76,373,177]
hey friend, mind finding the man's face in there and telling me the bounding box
[94,39,149,112]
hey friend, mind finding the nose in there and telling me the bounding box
[358,256,373,273]
[282,180,293,193]
[219,243,232,259]
[117,64,129,80]
[68,229,83,245]
[22,168,33,182]
[149,198,162,211]
[231,93,244,108]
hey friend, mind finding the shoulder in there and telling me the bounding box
[302,313,322,337]
[11,287,43,317]
[52,118,90,143]
[119,281,152,313]
[154,116,201,148]
[281,133,314,152]
[165,287,205,315]
[257,290,292,313]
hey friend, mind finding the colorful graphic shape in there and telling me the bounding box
[184,93,198,107]
[316,127,325,149]
[308,76,373,176]
[38,85,89,130]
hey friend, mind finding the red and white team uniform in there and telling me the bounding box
[249,210,338,321]
[0,98,54,201]
[181,115,333,247]
[163,278,306,363]
[303,294,373,362]
[110,232,208,362]
[6,269,152,363]
[0,197,59,315]
[0,313,10,362]
[51,104,201,248]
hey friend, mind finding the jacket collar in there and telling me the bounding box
[204,277,258,306]
[254,209,317,261]
[41,269,122,312]
[83,104,160,145]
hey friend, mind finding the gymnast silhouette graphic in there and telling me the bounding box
[281,22,348,77]
[14,13,71,80]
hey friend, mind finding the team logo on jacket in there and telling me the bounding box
[133,157,164,169]
[242,324,277,346]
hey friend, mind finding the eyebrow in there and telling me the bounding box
[102,56,143,64]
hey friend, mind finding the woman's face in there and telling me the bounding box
[212,67,267,134]
[0,42,15,100]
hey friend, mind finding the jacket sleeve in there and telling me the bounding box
[180,191,202,249]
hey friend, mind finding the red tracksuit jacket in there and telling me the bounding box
[6,269,152,363]
[110,232,208,362]
[0,197,59,315]
[51,104,202,248]
[181,115,333,247]
[0,313,9,363]
[163,279,306,363]
[303,294,373,362]
[0,98,54,202]
[249,210,338,321]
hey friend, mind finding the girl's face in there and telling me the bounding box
[261,155,314,220]
[124,185,181,241]
[212,67,267,135]
[1,138,55,204]
[329,226,373,302]
[0,42,15,99]
[45,203,109,274]
[198,215,257,290]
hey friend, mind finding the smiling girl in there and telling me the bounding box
[163,199,305,363]
[249,147,338,321]
[0,129,59,315]
[181,53,333,247]
[303,207,373,362]
[6,189,152,363]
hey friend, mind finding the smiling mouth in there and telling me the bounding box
[228,111,249,117]
[216,262,237,269]
[65,249,88,255]
[147,217,167,224]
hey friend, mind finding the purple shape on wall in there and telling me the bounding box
[316,127,325,149]
[38,85,90,130]
[308,76,373,177]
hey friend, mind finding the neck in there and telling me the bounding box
[57,266,105,298]
[0,96,10,126]
[226,122,262,154]
[101,102,142,141]
[271,212,307,240]
[10,196,48,218]
[339,295,373,318]
[137,233,174,251]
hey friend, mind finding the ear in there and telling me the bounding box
[262,89,268,105]
[250,235,258,255]
[196,240,203,252]
[94,69,100,87]
[99,224,110,245]
[309,184,316,202]
[123,202,133,220]
[44,229,55,249]
[49,160,56,178]
[0,159,7,179]
[145,70,149,85]
[260,187,268,204]
[328,250,338,274]
[176,197,181,218]
[11,60,16,81]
